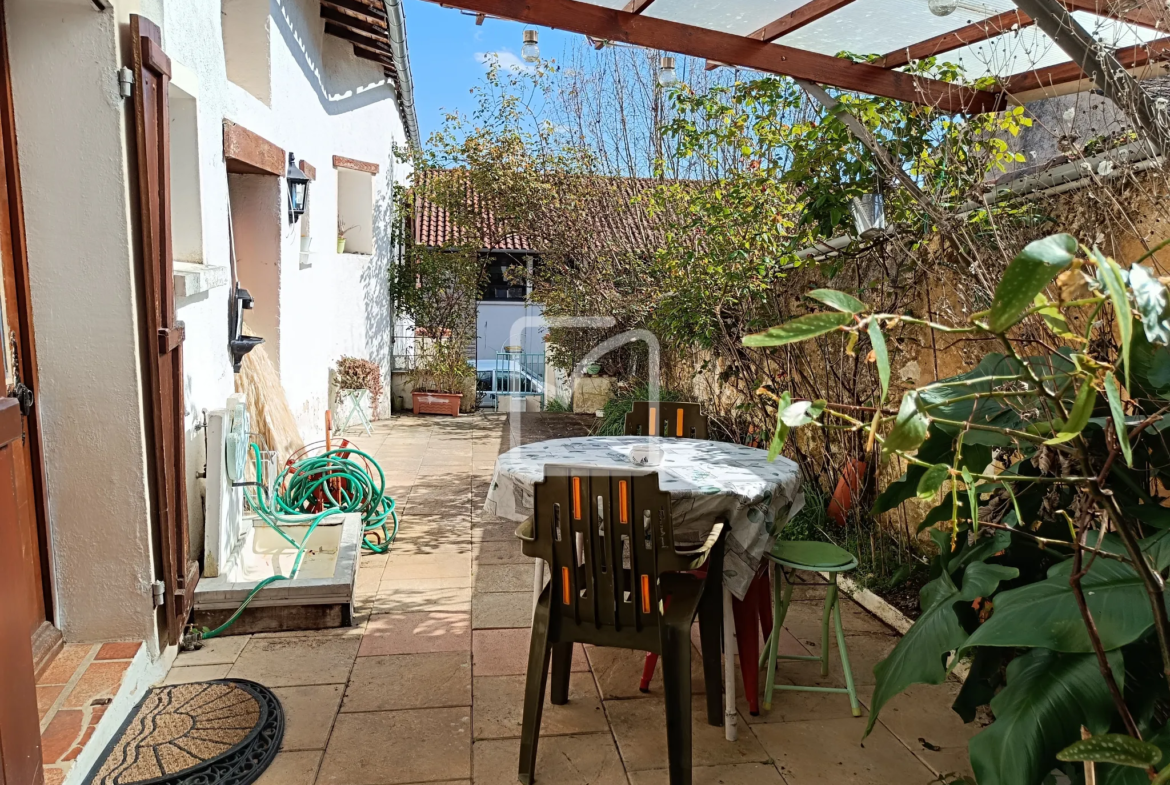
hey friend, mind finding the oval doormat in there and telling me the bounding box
[84,679,283,785]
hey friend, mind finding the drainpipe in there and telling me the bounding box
[382,0,421,147]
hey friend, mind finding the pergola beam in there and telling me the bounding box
[877,10,1033,69]
[1061,0,1161,28]
[749,0,860,43]
[418,0,1003,113]
[1000,35,1170,92]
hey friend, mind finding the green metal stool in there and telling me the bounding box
[759,540,862,717]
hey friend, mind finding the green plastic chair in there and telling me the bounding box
[759,540,862,717]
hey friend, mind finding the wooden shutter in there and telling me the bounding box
[131,16,197,646]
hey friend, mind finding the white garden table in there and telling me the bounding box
[483,435,804,741]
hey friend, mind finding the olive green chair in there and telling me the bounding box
[759,540,862,717]
[624,401,709,439]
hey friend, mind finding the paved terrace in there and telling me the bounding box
[161,413,980,784]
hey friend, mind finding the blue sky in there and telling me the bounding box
[402,1,575,142]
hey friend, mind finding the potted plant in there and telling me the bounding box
[334,356,383,418]
[410,337,473,416]
[337,219,358,253]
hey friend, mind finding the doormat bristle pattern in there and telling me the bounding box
[84,679,283,785]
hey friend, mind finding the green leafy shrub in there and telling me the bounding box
[747,233,1170,784]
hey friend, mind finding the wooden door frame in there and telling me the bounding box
[0,0,58,673]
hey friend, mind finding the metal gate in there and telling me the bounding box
[493,351,545,410]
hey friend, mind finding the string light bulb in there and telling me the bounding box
[658,56,678,87]
[521,30,540,63]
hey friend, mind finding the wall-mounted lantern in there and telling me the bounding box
[228,285,263,373]
[286,152,310,223]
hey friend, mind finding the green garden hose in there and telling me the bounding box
[201,443,398,639]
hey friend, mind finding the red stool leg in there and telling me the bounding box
[639,653,658,693]
[731,589,760,715]
[756,568,774,643]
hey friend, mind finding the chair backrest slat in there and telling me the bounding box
[528,466,694,638]
[624,401,709,439]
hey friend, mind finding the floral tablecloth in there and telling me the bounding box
[483,436,804,600]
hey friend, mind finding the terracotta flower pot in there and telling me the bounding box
[412,391,462,417]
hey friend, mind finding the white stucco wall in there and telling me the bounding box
[5,0,409,649]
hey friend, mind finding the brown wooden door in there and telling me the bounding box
[0,0,56,675]
[0,400,44,785]
[131,16,197,647]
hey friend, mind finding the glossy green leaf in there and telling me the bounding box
[1104,372,1133,467]
[882,391,930,458]
[1125,503,1170,529]
[989,234,1076,333]
[767,392,792,462]
[865,562,1018,738]
[807,288,867,314]
[1098,250,1134,388]
[743,312,853,348]
[868,319,890,403]
[970,648,1123,785]
[1046,380,1097,445]
[1059,734,1162,768]
[962,558,1151,653]
[916,463,950,500]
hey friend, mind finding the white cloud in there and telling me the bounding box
[474,50,532,73]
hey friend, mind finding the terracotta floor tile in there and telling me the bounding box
[374,577,473,614]
[254,750,322,785]
[63,661,129,709]
[473,564,532,593]
[318,707,471,784]
[95,642,141,661]
[471,520,518,542]
[383,553,472,581]
[39,644,93,686]
[37,685,63,721]
[472,541,530,565]
[41,709,83,763]
[228,637,360,687]
[782,600,897,641]
[860,682,980,778]
[360,611,471,656]
[42,767,66,785]
[272,684,344,750]
[173,636,251,667]
[341,651,471,712]
[473,672,607,740]
[472,592,532,630]
[159,664,232,685]
[472,734,627,785]
[753,716,935,784]
[605,695,768,772]
[472,629,587,677]
[586,645,707,700]
[628,762,787,784]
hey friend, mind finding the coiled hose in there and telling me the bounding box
[201,443,398,639]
